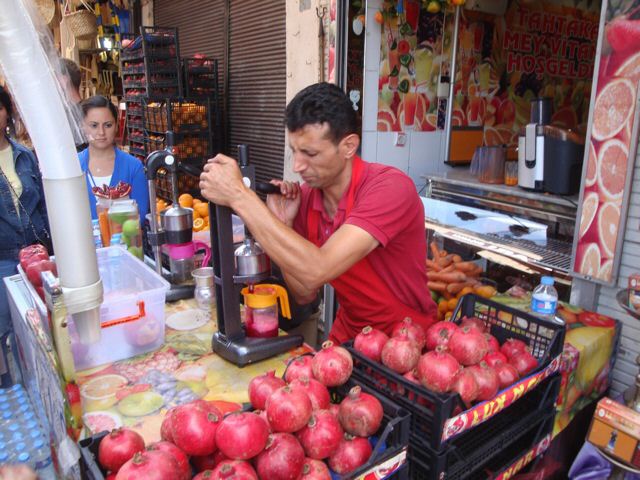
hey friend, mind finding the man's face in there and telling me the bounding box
[288,123,346,189]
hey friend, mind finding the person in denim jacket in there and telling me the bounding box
[0,86,50,385]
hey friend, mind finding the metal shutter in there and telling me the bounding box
[227,1,286,182]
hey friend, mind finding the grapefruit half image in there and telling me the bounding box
[592,77,636,141]
[585,142,598,188]
[597,138,628,202]
[579,191,599,239]
[597,201,621,258]
[598,259,614,282]
[615,51,640,84]
[577,242,601,278]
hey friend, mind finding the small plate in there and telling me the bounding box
[166,309,210,331]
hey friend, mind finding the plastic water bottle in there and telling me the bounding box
[531,276,558,321]
[92,219,103,248]
[32,438,56,479]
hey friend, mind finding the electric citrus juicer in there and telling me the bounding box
[209,145,303,366]
[145,133,211,301]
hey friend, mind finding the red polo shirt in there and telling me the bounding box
[293,160,435,317]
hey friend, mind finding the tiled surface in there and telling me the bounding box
[376,132,410,172]
[361,131,378,164]
[408,131,445,185]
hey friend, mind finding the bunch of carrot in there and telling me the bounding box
[426,241,484,296]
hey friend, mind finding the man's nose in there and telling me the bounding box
[292,153,307,173]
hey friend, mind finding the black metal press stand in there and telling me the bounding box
[209,145,303,366]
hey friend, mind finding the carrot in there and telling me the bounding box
[440,264,456,274]
[454,261,479,272]
[446,281,476,294]
[442,291,453,300]
[427,281,447,293]
[436,254,454,268]
[452,254,463,263]
[430,241,440,260]
[428,271,467,283]
[425,258,442,271]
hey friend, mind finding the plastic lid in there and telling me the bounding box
[541,276,554,286]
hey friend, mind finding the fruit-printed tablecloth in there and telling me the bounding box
[494,292,620,437]
[76,299,311,444]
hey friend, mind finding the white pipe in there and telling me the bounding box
[443,5,462,164]
[0,0,103,342]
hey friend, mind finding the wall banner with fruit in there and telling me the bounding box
[572,0,640,285]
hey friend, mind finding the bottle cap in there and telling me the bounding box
[17,452,30,462]
[34,438,44,449]
[541,276,554,286]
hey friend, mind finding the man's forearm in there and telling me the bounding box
[282,269,319,304]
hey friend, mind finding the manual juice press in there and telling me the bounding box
[209,145,303,366]
[145,132,211,301]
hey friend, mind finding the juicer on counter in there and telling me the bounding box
[518,97,585,195]
[209,145,303,366]
[145,133,211,301]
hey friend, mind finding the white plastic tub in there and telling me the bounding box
[69,247,170,370]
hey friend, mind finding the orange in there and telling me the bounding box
[597,139,628,202]
[585,142,597,188]
[592,78,635,141]
[192,198,202,205]
[193,218,205,231]
[447,298,458,312]
[192,209,201,220]
[194,202,209,218]
[579,192,599,239]
[179,193,194,208]
[597,201,621,258]
[576,242,601,278]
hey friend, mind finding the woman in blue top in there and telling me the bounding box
[78,96,148,222]
[0,86,50,386]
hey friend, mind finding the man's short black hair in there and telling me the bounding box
[60,58,81,91]
[285,82,357,144]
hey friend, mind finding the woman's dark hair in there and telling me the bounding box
[81,95,118,120]
[0,86,14,119]
[285,82,357,144]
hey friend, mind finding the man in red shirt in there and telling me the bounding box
[200,82,436,343]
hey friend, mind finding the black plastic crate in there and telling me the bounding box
[79,375,410,480]
[183,56,220,98]
[408,374,560,480]
[345,294,565,452]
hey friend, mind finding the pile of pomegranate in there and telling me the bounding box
[97,341,387,479]
[353,317,539,408]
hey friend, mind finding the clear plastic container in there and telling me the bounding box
[531,276,558,321]
[68,246,170,371]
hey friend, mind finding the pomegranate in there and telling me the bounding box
[248,370,286,410]
[266,385,313,433]
[254,433,305,480]
[146,441,190,480]
[484,333,500,353]
[98,427,145,473]
[509,350,538,376]
[115,450,180,480]
[160,408,175,443]
[338,386,383,437]
[425,321,459,351]
[327,434,372,475]
[328,403,340,418]
[215,412,270,460]
[391,317,426,349]
[500,338,528,359]
[381,329,420,374]
[290,376,331,411]
[285,355,315,383]
[192,471,213,480]
[171,402,221,456]
[299,458,331,479]
[448,327,489,366]
[451,369,479,407]
[495,362,520,389]
[402,369,420,400]
[416,347,461,393]
[254,410,272,432]
[192,450,227,473]
[297,410,343,459]
[467,362,499,401]
[312,342,353,387]
[460,316,487,333]
[353,326,389,362]
[483,351,508,368]
[210,460,258,480]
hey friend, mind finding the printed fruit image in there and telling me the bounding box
[585,142,597,188]
[579,191,599,240]
[599,259,613,282]
[80,374,128,412]
[551,107,578,130]
[576,243,601,278]
[597,138,628,202]
[615,51,640,83]
[117,391,164,417]
[597,201,621,259]
[377,107,400,132]
[82,411,123,433]
[592,78,635,141]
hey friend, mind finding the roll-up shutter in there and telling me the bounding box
[227,1,286,182]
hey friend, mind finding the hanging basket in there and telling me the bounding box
[65,8,97,40]
[35,0,56,25]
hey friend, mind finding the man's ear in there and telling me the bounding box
[340,133,360,159]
